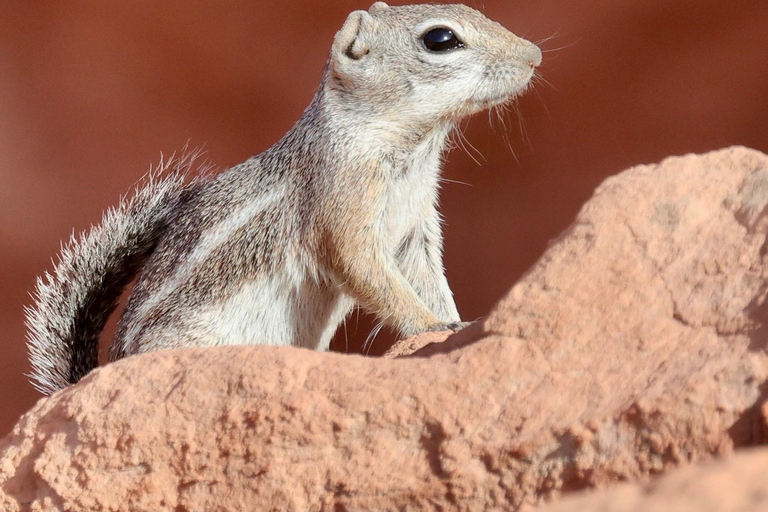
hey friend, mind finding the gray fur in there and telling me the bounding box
[26,3,542,394]
[26,153,209,394]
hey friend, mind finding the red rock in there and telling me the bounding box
[533,447,768,512]
[1,147,767,511]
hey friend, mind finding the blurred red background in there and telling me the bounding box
[1,0,767,435]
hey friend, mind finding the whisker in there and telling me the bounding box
[513,101,531,150]
[535,33,560,46]
[363,321,385,355]
[341,315,348,353]
[458,123,486,164]
[532,86,550,117]
[450,124,484,167]
[532,72,557,92]
[496,105,518,160]
[439,177,473,187]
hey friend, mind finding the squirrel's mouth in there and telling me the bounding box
[473,90,521,111]
[447,67,536,119]
[475,68,536,110]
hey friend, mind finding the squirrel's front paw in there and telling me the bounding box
[426,321,473,333]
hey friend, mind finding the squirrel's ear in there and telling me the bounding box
[369,2,389,15]
[332,10,374,61]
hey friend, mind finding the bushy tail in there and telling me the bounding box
[25,153,209,395]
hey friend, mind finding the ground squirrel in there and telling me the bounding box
[26,2,542,394]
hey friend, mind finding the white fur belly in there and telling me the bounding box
[197,272,354,350]
[197,278,296,347]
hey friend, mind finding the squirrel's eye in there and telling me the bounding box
[422,27,464,52]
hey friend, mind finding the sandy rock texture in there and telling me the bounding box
[533,446,768,512]
[1,147,768,511]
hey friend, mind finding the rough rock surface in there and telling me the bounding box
[1,147,768,511]
[532,446,768,512]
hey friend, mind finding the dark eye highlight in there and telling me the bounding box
[422,27,464,52]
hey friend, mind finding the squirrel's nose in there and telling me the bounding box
[526,44,542,68]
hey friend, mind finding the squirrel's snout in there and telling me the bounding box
[526,44,543,68]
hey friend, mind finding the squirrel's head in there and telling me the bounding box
[326,2,541,129]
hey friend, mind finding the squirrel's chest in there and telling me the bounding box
[377,131,446,245]
[382,168,440,245]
